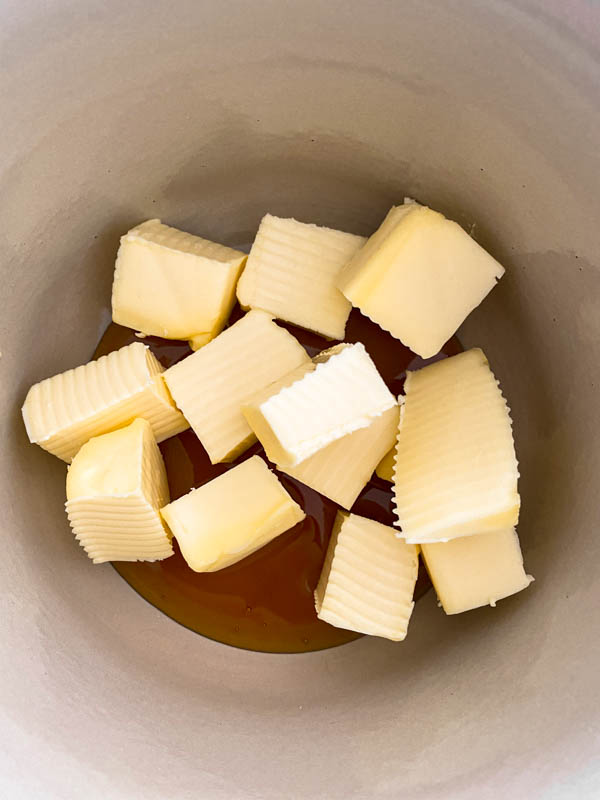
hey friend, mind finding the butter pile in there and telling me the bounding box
[22,205,533,642]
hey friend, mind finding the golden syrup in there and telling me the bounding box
[95,309,462,653]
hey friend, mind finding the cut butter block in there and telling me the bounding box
[315,511,419,641]
[22,342,188,462]
[160,455,305,572]
[65,419,172,564]
[375,447,396,482]
[242,342,397,468]
[111,219,247,344]
[237,213,366,339]
[421,528,534,614]
[279,405,399,509]
[393,348,520,543]
[337,204,505,358]
[163,310,310,463]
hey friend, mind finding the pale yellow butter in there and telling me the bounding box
[421,528,534,614]
[393,348,520,543]
[111,219,246,345]
[163,310,310,463]
[65,418,172,564]
[375,447,396,482]
[237,214,365,339]
[375,397,404,481]
[315,511,419,641]
[160,455,305,572]
[242,342,397,468]
[337,204,505,358]
[279,405,399,509]
[22,342,188,462]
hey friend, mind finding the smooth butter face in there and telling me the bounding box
[315,511,419,641]
[112,219,246,343]
[66,420,144,499]
[242,342,397,468]
[237,214,366,339]
[21,341,188,462]
[160,455,305,572]
[65,418,172,564]
[338,205,505,358]
[394,348,520,543]
[163,310,310,464]
[421,528,534,614]
[279,405,399,510]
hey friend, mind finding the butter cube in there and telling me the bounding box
[112,219,246,345]
[163,310,310,463]
[65,419,172,563]
[242,343,397,468]
[315,511,419,641]
[237,214,366,339]
[22,342,188,462]
[338,204,505,358]
[160,455,305,572]
[394,348,520,543]
[279,405,399,509]
[421,528,534,614]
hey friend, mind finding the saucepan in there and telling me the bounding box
[1,1,599,797]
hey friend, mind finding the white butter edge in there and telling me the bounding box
[242,342,397,468]
[279,405,399,509]
[163,310,310,464]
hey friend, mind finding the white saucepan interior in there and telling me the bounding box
[1,1,599,797]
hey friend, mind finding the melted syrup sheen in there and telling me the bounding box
[95,308,462,653]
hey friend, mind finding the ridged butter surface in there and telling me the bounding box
[22,342,188,462]
[163,310,310,463]
[65,418,172,564]
[315,511,419,641]
[237,214,365,339]
[393,348,520,543]
[375,447,396,482]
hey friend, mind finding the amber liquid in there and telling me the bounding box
[95,308,462,653]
